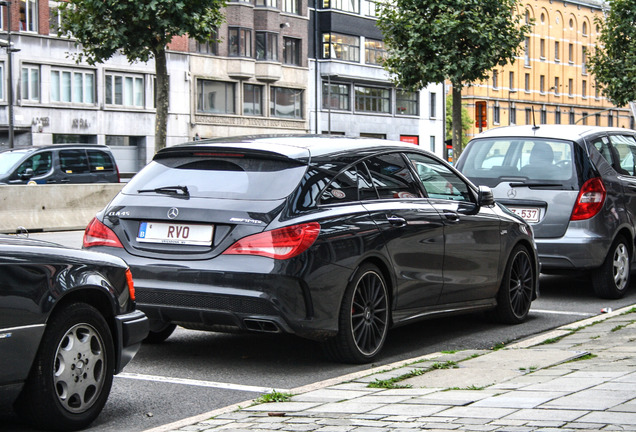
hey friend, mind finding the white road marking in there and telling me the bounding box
[531,309,594,317]
[117,372,285,394]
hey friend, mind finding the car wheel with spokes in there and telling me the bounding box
[592,236,631,299]
[489,245,535,324]
[322,263,389,364]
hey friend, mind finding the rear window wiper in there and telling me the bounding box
[137,185,190,197]
[509,182,564,188]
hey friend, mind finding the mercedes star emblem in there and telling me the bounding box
[507,188,517,198]
[167,208,179,219]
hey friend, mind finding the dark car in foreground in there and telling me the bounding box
[83,135,538,363]
[457,125,636,299]
[0,235,148,431]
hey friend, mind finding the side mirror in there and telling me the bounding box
[19,168,34,180]
[477,185,495,207]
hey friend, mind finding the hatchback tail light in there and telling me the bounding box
[571,177,606,221]
[222,222,320,260]
[83,217,124,248]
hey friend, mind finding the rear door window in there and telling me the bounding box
[608,135,636,176]
[59,150,90,174]
[362,153,422,199]
[87,150,115,172]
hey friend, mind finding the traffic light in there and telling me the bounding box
[475,101,487,128]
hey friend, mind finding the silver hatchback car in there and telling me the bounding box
[457,125,636,299]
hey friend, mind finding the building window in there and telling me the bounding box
[569,110,575,124]
[105,73,144,107]
[323,33,360,62]
[582,80,587,98]
[608,111,614,127]
[540,38,546,59]
[283,37,301,65]
[49,1,62,34]
[229,27,252,57]
[51,69,95,104]
[196,29,218,55]
[0,64,4,100]
[524,73,530,92]
[322,82,350,110]
[428,92,436,118]
[509,71,514,90]
[582,47,587,74]
[355,85,390,113]
[20,0,38,32]
[492,70,498,90]
[568,78,574,97]
[271,87,303,119]
[568,43,574,63]
[525,108,532,125]
[554,41,560,62]
[555,108,561,124]
[554,77,560,95]
[322,0,358,13]
[256,0,277,7]
[21,65,40,102]
[243,84,263,116]
[255,32,278,61]
[282,0,300,13]
[509,105,516,125]
[196,80,235,114]
[396,90,418,116]
[539,75,545,94]
[524,37,530,66]
[582,21,588,36]
[540,107,547,124]
[429,136,435,152]
[365,39,386,65]
[595,113,601,125]
[362,0,378,16]
[493,103,500,124]
[581,112,588,125]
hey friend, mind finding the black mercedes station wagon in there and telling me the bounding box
[83,136,539,363]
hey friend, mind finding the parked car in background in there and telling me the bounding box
[457,125,636,299]
[0,144,120,185]
[83,135,538,363]
[0,234,148,431]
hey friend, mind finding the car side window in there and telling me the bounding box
[59,150,90,174]
[405,152,471,202]
[16,152,52,177]
[321,166,359,204]
[363,153,422,199]
[608,135,636,176]
[88,150,115,173]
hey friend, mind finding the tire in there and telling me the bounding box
[144,322,176,343]
[15,303,114,431]
[592,236,631,299]
[322,264,389,364]
[490,245,535,324]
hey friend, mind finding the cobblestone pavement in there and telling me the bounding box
[148,304,636,432]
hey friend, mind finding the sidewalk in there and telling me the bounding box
[150,305,636,432]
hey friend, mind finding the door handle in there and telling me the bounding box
[443,211,460,223]
[386,215,407,227]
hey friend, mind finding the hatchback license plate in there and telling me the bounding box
[507,207,540,223]
[137,222,213,246]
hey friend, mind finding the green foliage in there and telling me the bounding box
[59,0,226,64]
[589,0,636,106]
[377,0,530,89]
[254,390,293,403]
[445,94,471,147]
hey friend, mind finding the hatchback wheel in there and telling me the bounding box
[15,303,114,431]
[490,245,534,324]
[592,236,631,299]
[322,264,389,364]
[144,322,177,343]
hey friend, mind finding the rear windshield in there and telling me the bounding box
[123,155,307,200]
[459,137,575,187]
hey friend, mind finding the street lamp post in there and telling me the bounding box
[0,0,17,148]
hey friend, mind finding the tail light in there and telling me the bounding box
[125,268,136,301]
[83,217,124,248]
[222,222,320,260]
[571,177,606,221]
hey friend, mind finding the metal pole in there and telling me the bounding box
[327,74,331,136]
[0,0,14,148]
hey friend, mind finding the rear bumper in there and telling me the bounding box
[536,231,611,271]
[114,309,149,374]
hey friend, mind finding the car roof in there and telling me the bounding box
[474,125,634,141]
[0,144,112,154]
[157,134,423,160]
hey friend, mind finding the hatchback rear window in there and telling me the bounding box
[123,155,307,200]
[460,138,575,187]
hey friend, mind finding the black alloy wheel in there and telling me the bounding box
[322,263,389,364]
[490,245,534,324]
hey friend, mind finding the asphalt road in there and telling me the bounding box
[2,230,636,432]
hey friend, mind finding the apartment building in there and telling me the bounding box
[308,0,445,156]
[463,0,634,139]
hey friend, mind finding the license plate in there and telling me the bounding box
[507,207,541,223]
[137,222,213,246]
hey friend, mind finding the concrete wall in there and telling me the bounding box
[0,184,125,233]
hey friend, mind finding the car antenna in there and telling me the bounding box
[531,107,540,130]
